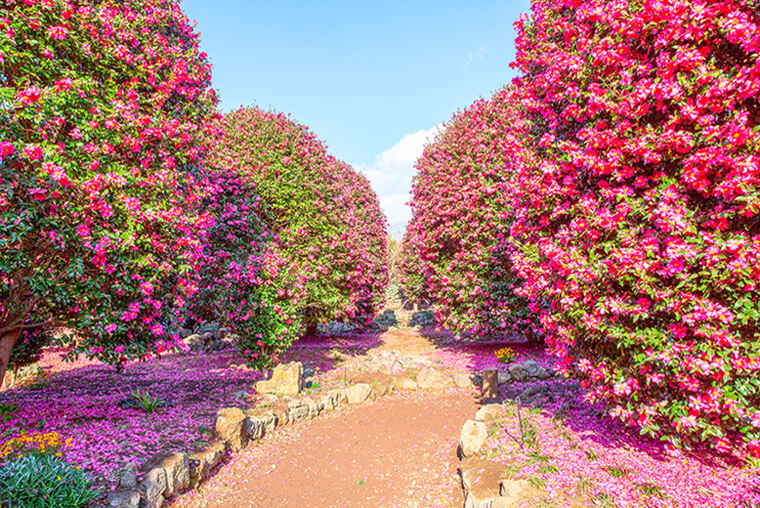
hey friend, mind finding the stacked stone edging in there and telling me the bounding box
[456,403,535,508]
[102,361,475,508]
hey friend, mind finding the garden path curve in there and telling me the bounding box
[171,330,481,508]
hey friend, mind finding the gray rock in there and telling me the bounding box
[417,366,451,389]
[261,411,278,433]
[215,407,248,451]
[303,397,320,417]
[119,464,138,490]
[460,420,487,458]
[520,385,547,399]
[189,441,226,489]
[140,452,189,499]
[106,490,140,508]
[246,417,265,441]
[288,400,310,422]
[346,383,372,403]
[178,328,192,339]
[523,360,540,378]
[138,468,166,508]
[320,393,336,411]
[507,363,527,382]
[256,362,303,396]
[497,371,512,385]
[234,390,250,400]
[454,373,473,388]
[536,367,551,379]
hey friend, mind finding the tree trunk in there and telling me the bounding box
[305,321,317,338]
[0,329,21,391]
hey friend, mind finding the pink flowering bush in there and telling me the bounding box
[507,0,760,456]
[211,108,388,336]
[402,89,535,336]
[0,0,217,381]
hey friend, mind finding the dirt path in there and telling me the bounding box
[171,329,482,508]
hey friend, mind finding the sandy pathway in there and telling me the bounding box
[172,383,479,507]
[168,328,484,507]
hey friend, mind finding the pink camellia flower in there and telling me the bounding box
[24,144,43,161]
[0,141,13,158]
[47,25,68,40]
[29,188,46,201]
[18,86,42,105]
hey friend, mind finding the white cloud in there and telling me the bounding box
[358,125,443,233]
[463,45,487,71]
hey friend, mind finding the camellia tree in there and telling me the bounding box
[508,0,760,456]
[211,107,388,337]
[0,0,218,383]
[402,89,534,337]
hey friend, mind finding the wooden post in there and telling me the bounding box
[482,368,498,399]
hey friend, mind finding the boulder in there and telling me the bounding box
[497,371,512,385]
[246,417,265,441]
[274,408,289,426]
[215,407,248,451]
[189,440,226,490]
[255,362,303,396]
[303,397,320,417]
[261,411,278,433]
[520,385,547,399]
[475,404,502,422]
[417,366,451,389]
[454,373,473,388]
[460,420,487,458]
[507,364,527,382]
[326,388,347,406]
[138,468,166,508]
[288,399,310,422]
[346,383,372,403]
[154,452,189,498]
[119,463,138,490]
[536,367,551,380]
[182,334,204,351]
[523,360,540,378]
[106,490,140,508]
[499,479,529,504]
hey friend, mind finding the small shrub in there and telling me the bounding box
[0,431,69,461]
[0,403,18,424]
[0,453,100,508]
[495,346,518,364]
[130,389,162,414]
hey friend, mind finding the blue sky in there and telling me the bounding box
[182,0,532,232]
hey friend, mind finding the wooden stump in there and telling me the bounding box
[482,368,498,399]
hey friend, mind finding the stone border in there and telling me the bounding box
[101,363,474,508]
[456,404,532,508]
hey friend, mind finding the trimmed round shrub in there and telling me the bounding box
[508,0,760,456]
[211,107,388,336]
[0,0,218,375]
[402,88,534,336]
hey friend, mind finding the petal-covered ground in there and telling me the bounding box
[1,328,758,507]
